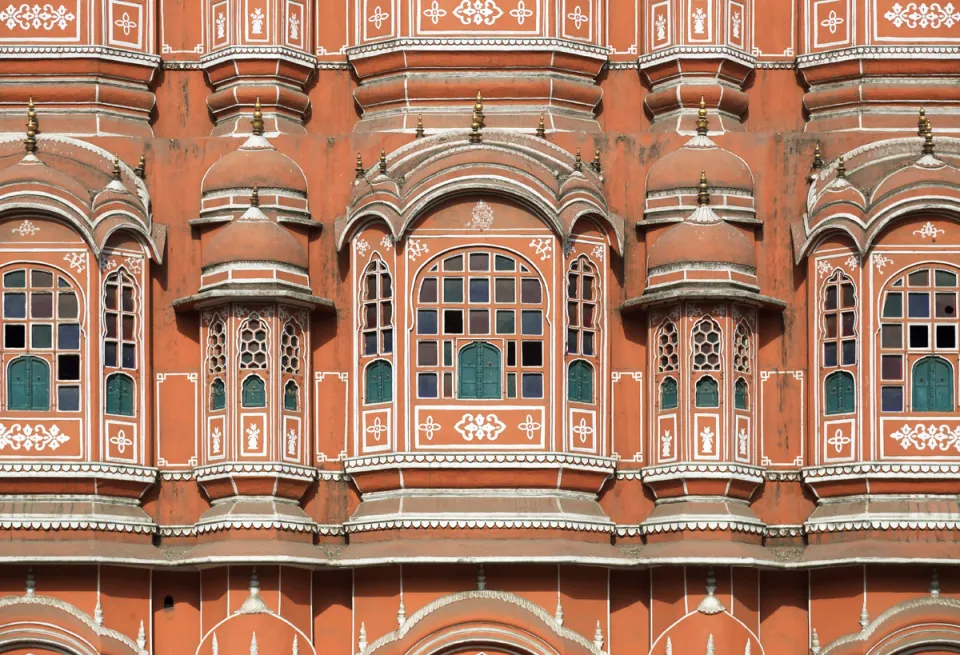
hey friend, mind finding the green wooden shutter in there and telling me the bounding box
[106,375,121,415]
[242,376,266,408]
[840,373,855,413]
[30,358,49,410]
[568,361,593,403]
[735,379,748,410]
[696,377,719,408]
[284,381,298,410]
[211,379,225,410]
[8,358,29,410]
[479,344,500,399]
[825,372,854,415]
[366,360,391,403]
[119,376,134,416]
[459,343,500,399]
[914,357,953,412]
[661,378,678,410]
[459,345,480,399]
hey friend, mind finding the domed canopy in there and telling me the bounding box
[202,193,307,270]
[647,143,753,194]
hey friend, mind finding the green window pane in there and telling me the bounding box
[284,381,298,411]
[242,376,267,408]
[735,378,748,410]
[3,270,25,288]
[210,378,226,411]
[695,377,719,408]
[31,324,52,349]
[660,378,678,410]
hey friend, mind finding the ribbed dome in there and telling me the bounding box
[0,156,90,204]
[648,218,756,270]
[647,145,753,194]
[202,134,307,195]
[203,204,308,270]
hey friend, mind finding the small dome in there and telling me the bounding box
[202,134,307,195]
[0,156,90,205]
[649,219,756,270]
[647,145,753,194]
[203,202,308,270]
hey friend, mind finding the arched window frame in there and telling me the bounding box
[283,379,299,411]
[365,359,393,405]
[824,370,855,415]
[105,372,135,417]
[279,315,306,418]
[911,355,954,413]
[877,264,960,413]
[566,255,600,357]
[821,268,858,368]
[691,316,723,372]
[205,314,228,414]
[241,373,267,408]
[735,376,749,410]
[210,377,226,411]
[1,263,83,413]
[102,267,140,419]
[567,359,594,404]
[695,375,720,408]
[659,376,678,410]
[732,318,753,413]
[6,355,50,411]
[412,247,547,401]
[359,254,394,359]
[657,320,680,373]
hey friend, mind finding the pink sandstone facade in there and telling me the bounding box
[1,1,960,654]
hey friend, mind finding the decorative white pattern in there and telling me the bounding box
[369,5,390,28]
[820,9,844,33]
[407,239,429,260]
[518,414,541,440]
[656,14,667,39]
[114,12,136,35]
[211,427,222,453]
[109,430,133,454]
[123,256,143,275]
[872,253,894,273]
[530,238,552,260]
[366,416,387,442]
[63,252,85,272]
[288,12,300,39]
[660,430,673,457]
[0,3,75,30]
[571,418,594,444]
[423,0,446,22]
[884,2,960,28]
[355,239,370,255]
[380,235,393,250]
[454,413,506,441]
[692,7,706,33]
[844,255,859,271]
[453,0,503,25]
[510,0,533,23]
[826,428,852,454]
[567,5,587,28]
[816,260,834,278]
[11,220,39,236]
[0,423,70,451]
[913,221,945,241]
[700,426,715,453]
[591,245,604,261]
[246,423,261,450]
[418,415,441,440]
[286,429,297,455]
[216,11,226,38]
[731,11,741,37]
[250,7,265,33]
[889,424,960,452]
[737,428,748,456]
[466,200,494,230]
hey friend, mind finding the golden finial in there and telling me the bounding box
[355,152,365,179]
[415,114,424,138]
[469,114,482,144]
[25,97,37,155]
[697,170,710,206]
[135,153,146,179]
[536,114,546,138]
[379,148,387,175]
[923,125,935,157]
[250,186,260,207]
[574,147,583,172]
[837,154,846,179]
[474,91,484,125]
[251,97,264,136]
[812,143,823,170]
[919,107,928,137]
[696,96,709,136]
[591,148,601,173]
[112,157,122,181]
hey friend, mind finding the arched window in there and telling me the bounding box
[692,317,722,371]
[735,377,748,410]
[821,269,857,368]
[657,321,679,372]
[365,359,392,404]
[210,378,225,411]
[912,356,954,412]
[7,356,49,411]
[206,319,227,375]
[105,373,134,416]
[566,256,598,357]
[825,371,855,415]
[415,249,544,399]
[284,380,299,411]
[458,342,501,399]
[879,266,959,412]
[568,360,593,403]
[103,269,138,370]
[241,375,266,408]
[733,322,751,374]
[361,256,393,357]
[695,376,719,408]
[281,321,301,374]
[660,377,678,410]
[238,316,268,369]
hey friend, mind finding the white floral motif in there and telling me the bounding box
[369,5,389,27]
[530,238,552,261]
[63,252,85,273]
[211,427,222,453]
[355,239,370,255]
[660,430,673,457]
[380,235,393,250]
[844,255,859,271]
[99,253,119,273]
[700,425,715,453]
[250,7,265,34]
[454,413,506,441]
[591,245,605,261]
[872,253,894,273]
[366,417,388,442]
[453,0,503,25]
[826,428,852,454]
[571,418,594,444]
[518,414,541,440]
[884,2,960,28]
[731,11,741,37]
[655,14,667,39]
[123,256,143,275]
[692,7,706,33]
[466,200,494,230]
[0,423,70,451]
[246,423,261,450]
[288,12,300,39]
[407,239,429,260]
[816,260,834,278]
[114,11,136,35]
[0,3,75,30]
[820,9,844,33]
[286,429,297,455]
[418,415,441,440]
[510,0,533,23]
[11,220,39,236]
[109,430,133,455]
[423,0,447,22]
[567,5,587,28]
[216,11,226,38]
[913,221,945,241]
[737,428,748,456]
[890,424,960,451]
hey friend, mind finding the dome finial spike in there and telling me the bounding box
[697,170,710,206]
[251,97,264,136]
[923,123,936,157]
[536,113,546,138]
[415,114,424,138]
[112,156,122,181]
[697,96,709,136]
[837,154,846,178]
[355,152,365,179]
[379,148,388,175]
[919,106,929,137]
[135,153,146,179]
[474,91,484,125]
[591,147,601,173]
[813,143,823,170]
[25,97,37,155]
[574,147,583,172]
[250,185,260,207]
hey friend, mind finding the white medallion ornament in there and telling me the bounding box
[466,200,494,230]
[454,413,506,441]
[453,0,503,25]
[0,423,70,451]
[890,424,960,452]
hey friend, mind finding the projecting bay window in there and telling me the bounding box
[566,256,599,405]
[103,269,140,417]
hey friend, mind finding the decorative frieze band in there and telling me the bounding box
[344,517,615,533]
[345,36,610,59]
[344,452,616,473]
